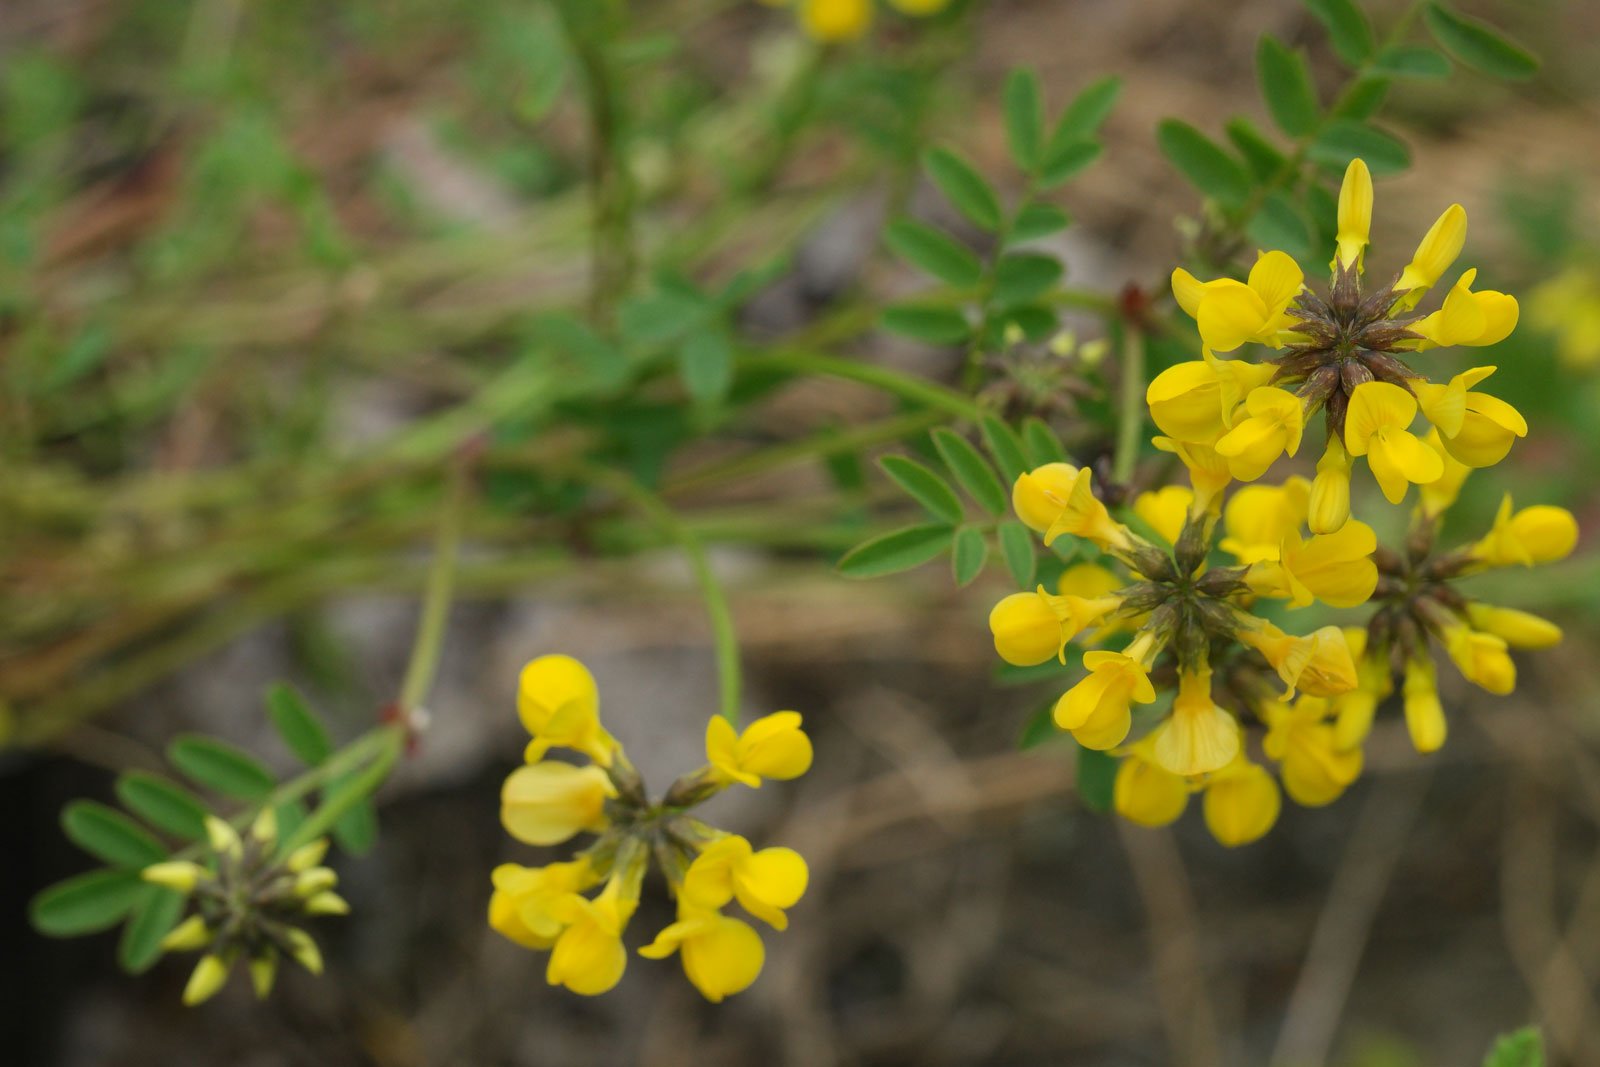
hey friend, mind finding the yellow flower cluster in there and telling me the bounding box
[1529,266,1600,370]
[141,812,343,1005]
[490,655,812,1001]
[760,0,951,43]
[982,165,1582,843]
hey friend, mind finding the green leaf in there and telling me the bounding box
[1484,1027,1545,1067]
[1225,117,1289,182]
[1021,417,1068,466]
[951,526,989,586]
[1156,120,1251,210]
[884,219,983,287]
[1256,36,1321,137]
[1003,68,1044,172]
[882,305,971,345]
[838,524,955,579]
[998,520,1037,587]
[992,252,1063,308]
[1038,140,1102,189]
[1332,75,1389,120]
[1050,75,1122,145]
[114,773,208,840]
[1309,119,1410,176]
[266,682,333,766]
[1424,2,1538,80]
[1303,0,1375,66]
[678,331,734,404]
[924,147,1003,232]
[30,869,145,937]
[1018,702,1061,749]
[1010,201,1072,243]
[1247,191,1315,264]
[61,802,167,868]
[1076,744,1118,813]
[168,734,276,801]
[1000,305,1058,342]
[333,796,379,856]
[932,429,1008,516]
[880,455,965,524]
[617,289,709,346]
[118,886,186,974]
[981,415,1031,483]
[1373,44,1452,79]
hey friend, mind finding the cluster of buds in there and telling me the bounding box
[141,813,344,1005]
[489,655,812,1001]
[1151,158,1526,535]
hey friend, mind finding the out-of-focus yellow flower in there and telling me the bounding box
[1394,203,1467,308]
[1402,655,1446,754]
[1410,269,1519,350]
[1134,485,1193,544]
[639,908,766,1003]
[1441,624,1516,695]
[1152,665,1239,776]
[489,858,597,950]
[1528,266,1600,369]
[1202,753,1281,847]
[1343,381,1443,505]
[797,0,872,41]
[1246,521,1378,609]
[1220,478,1310,564]
[1173,250,1304,354]
[1262,698,1363,806]
[546,879,637,996]
[707,711,813,788]
[183,954,232,1007]
[1113,740,1191,828]
[988,586,1124,666]
[1470,496,1580,567]
[1054,634,1159,750]
[501,762,615,846]
[681,835,808,931]
[519,655,618,767]
[1465,603,1562,649]
[1414,367,1526,468]
[1215,386,1305,481]
[1332,628,1392,750]
[1309,437,1353,534]
[1333,159,1373,272]
[1417,428,1472,520]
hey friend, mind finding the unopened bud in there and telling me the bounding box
[142,861,207,894]
[183,954,231,1007]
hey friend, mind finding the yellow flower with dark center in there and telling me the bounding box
[707,711,814,788]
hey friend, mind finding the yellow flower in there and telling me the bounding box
[518,655,618,767]
[1202,753,1281,847]
[1343,381,1443,504]
[1411,268,1519,350]
[1262,698,1363,806]
[1134,485,1193,544]
[707,711,813,788]
[1402,655,1446,754]
[1308,436,1353,534]
[1153,435,1233,512]
[798,0,871,41]
[1220,478,1310,564]
[183,954,232,1007]
[1465,603,1563,649]
[501,761,615,846]
[1413,367,1526,468]
[1441,624,1516,695]
[1238,622,1358,698]
[1057,563,1132,645]
[1394,203,1467,308]
[1214,386,1305,481]
[1470,495,1580,567]
[1035,467,1133,552]
[1528,266,1600,369]
[1113,740,1191,828]
[987,587,1123,666]
[1012,462,1081,533]
[639,908,765,1003]
[1332,629,1393,750]
[1174,250,1304,353]
[1333,158,1373,272]
[680,835,808,931]
[1152,665,1239,776]
[489,858,597,950]
[1417,428,1472,520]
[546,879,636,996]
[1145,355,1275,443]
[1247,520,1378,609]
[1054,634,1159,750]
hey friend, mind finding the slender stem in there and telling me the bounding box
[750,350,983,420]
[279,727,406,853]
[398,461,467,713]
[1112,324,1146,486]
[577,463,743,724]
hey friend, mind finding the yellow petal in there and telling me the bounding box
[500,762,614,846]
[1197,281,1270,352]
[1333,158,1373,272]
[1114,757,1190,827]
[1247,249,1305,314]
[1396,203,1467,299]
[1012,463,1082,533]
[1343,381,1417,456]
[680,913,766,1003]
[1203,758,1281,847]
[517,655,600,736]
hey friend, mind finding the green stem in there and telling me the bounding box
[398,462,467,712]
[750,350,983,420]
[279,726,405,853]
[1112,325,1146,486]
[577,463,743,724]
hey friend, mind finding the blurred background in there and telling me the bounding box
[5,0,1600,1064]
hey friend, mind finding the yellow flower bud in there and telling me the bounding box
[1394,203,1467,306]
[142,861,207,894]
[286,838,330,874]
[293,867,338,898]
[1203,755,1281,847]
[1333,158,1373,272]
[1442,625,1516,695]
[249,953,278,1000]
[283,928,323,975]
[1465,603,1562,650]
[160,915,214,952]
[1011,463,1081,533]
[1152,666,1239,776]
[500,761,616,846]
[249,808,278,846]
[205,816,241,858]
[639,908,766,1003]
[182,954,232,1007]
[303,891,350,916]
[1403,656,1446,754]
[1471,496,1580,567]
[1308,436,1353,534]
[707,711,813,788]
